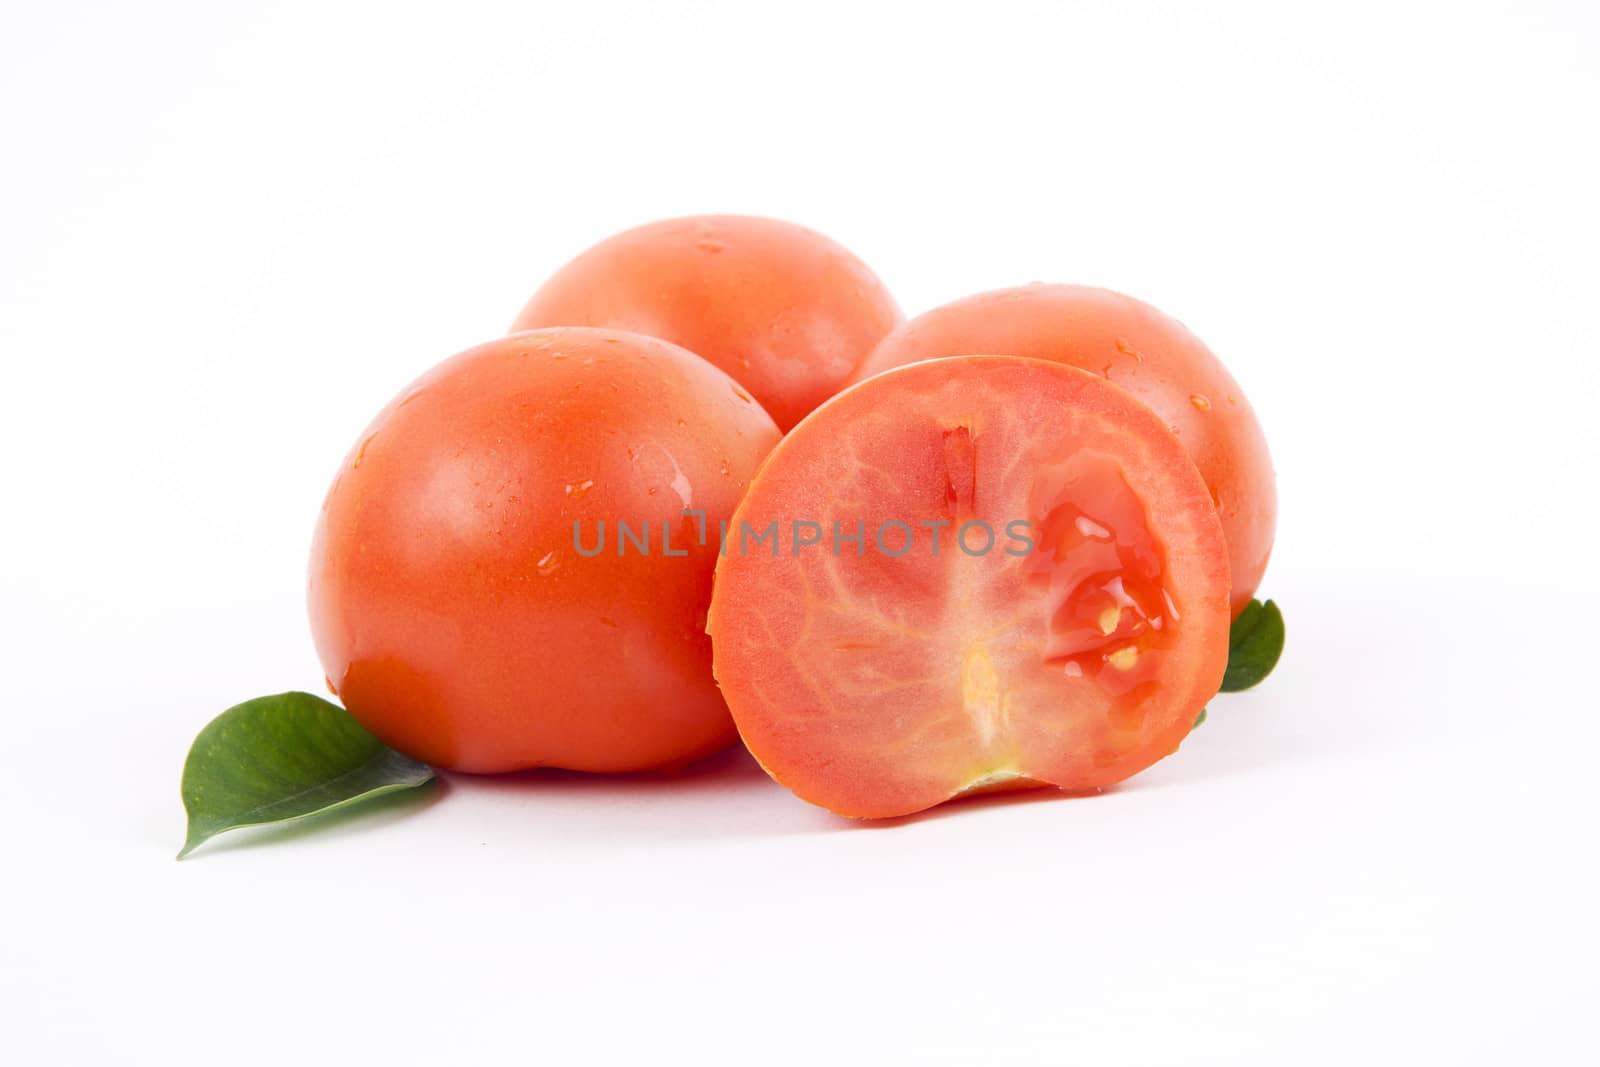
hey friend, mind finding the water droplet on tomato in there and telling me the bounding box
[536,551,559,576]
[566,479,595,498]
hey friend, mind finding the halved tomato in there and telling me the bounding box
[708,356,1230,818]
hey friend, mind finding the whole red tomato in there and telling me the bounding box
[850,285,1275,615]
[308,328,780,773]
[511,215,902,431]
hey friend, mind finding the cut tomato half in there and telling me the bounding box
[708,356,1231,818]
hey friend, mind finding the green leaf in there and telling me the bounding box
[1220,599,1285,692]
[179,691,434,858]
[1192,707,1208,729]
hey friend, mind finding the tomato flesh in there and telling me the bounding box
[708,356,1229,818]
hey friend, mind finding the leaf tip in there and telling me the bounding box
[1220,596,1286,693]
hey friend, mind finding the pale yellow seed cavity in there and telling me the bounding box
[1108,646,1140,670]
[1098,605,1121,636]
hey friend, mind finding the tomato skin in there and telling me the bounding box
[850,285,1275,616]
[709,356,1230,819]
[308,328,780,773]
[511,215,902,432]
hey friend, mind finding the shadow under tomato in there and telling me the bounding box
[441,743,840,841]
[450,745,1133,837]
[472,742,765,788]
[837,782,1116,830]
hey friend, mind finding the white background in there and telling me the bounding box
[3,1,1597,1062]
